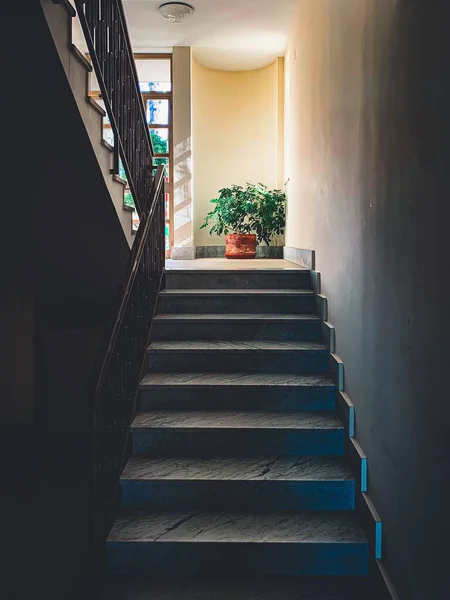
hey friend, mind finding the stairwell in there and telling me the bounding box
[42,0,136,246]
[102,265,373,599]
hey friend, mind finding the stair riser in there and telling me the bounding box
[132,429,344,457]
[165,272,312,290]
[158,295,316,314]
[121,480,356,512]
[152,321,323,342]
[139,386,336,411]
[147,351,328,374]
[107,542,368,576]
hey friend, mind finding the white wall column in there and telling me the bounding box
[172,46,194,256]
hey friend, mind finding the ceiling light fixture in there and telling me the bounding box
[159,2,195,23]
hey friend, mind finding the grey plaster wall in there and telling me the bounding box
[285,1,450,598]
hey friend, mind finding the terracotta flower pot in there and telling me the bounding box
[225,234,257,259]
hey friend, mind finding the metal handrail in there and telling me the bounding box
[74,0,155,214]
[90,166,165,546]
[50,0,166,548]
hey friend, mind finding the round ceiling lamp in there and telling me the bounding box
[159,2,195,23]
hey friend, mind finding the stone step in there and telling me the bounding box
[158,288,316,314]
[147,341,328,374]
[100,576,375,600]
[165,269,311,290]
[107,511,368,576]
[131,411,344,457]
[139,372,336,411]
[152,313,323,342]
[121,455,355,511]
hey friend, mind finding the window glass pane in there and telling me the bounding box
[124,191,135,210]
[154,156,169,177]
[165,223,170,251]
[165,192,170,220]
[118,158,136,210]
[136,59,171,92]
[90,69,100,93]
[140,81,171,93]
[150,128,169,154]
[103,126,114,146]
[146,99,169,125]
[118,159,127,181]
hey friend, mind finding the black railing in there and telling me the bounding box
[50,0,165,546]
[74,0,154,215]
[90,166,165,546]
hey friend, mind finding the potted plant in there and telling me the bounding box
[200,183,286,259]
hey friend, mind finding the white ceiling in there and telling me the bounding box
[72,0,297,71]
[123,0,298,70]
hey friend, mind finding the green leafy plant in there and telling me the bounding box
[200,183,286,246]
[119,129,168,210]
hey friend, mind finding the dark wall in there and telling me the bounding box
[0,3,133,594]
[0,0,130,298]
[0,2,131,429]
[0,298,34,424]
[285,1,450,598]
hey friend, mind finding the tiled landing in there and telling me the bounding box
[165,258,303,270]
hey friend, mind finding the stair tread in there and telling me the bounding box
[155,313,320,321]
[132,411,342,430]
[160,288,314,296]
[108,511,366,544]
[141,372,335,387]
[121,456,354,482]
[148,341,327,353]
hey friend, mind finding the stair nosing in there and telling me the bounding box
[131,410,343,431]
[107,510,366,544]
[113,174,128,186]
[121,456,354,483]
[101,138,115,153]
[154,313,321,322]
[140,372,335,388]
[71,44,92,72]
[160,289,315,297]
[57,0,76,18]
[87,95,106,116]
[147,341,327,353]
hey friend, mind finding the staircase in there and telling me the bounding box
[42,0,136,246]
[103,265,371,598]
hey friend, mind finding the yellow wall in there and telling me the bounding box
[192,58,284,246]
[284,2,330,249]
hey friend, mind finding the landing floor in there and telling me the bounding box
[165,258,303,271]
